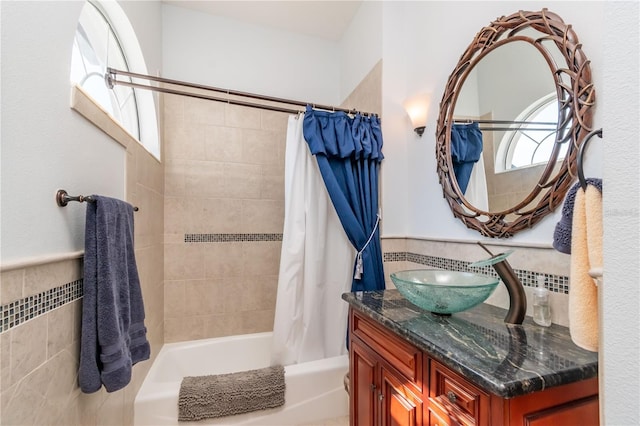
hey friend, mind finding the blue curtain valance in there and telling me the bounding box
[303,106,384,161]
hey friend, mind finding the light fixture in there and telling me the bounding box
[403,94,430,137]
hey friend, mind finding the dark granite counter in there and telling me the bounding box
[342,289,598,398]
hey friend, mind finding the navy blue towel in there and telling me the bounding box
[451,123,484,194]
[79,195,150,393]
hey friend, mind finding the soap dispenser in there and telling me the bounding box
[533,275,551,327]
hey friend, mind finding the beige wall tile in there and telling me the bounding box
[242,128,280,166]
[203,243,244,279]
[132,184,164,249]
[1,268,24,305]
[241,242,282,277]
[47,304,74,359]
[23,259,81,297]
[164,159,187,197]
[185,97,225,126]
[240,275,278,312]
[202,313,242,338]
[241,199,284,233]
[1,332,11,390]
[164,281,186,319]
[164,196,186,235]
[96,390,125,426]
[163,123,206,160]
[163,93,184,124]
[223,163,262,198]
[184,279,226,316]
[164,243,204,281]
[195,198,243,234]
[381,238,407,252]
[260,168,285,201]
[240,309,275,334]
[261,110,289,131]
[135,148,164,199]
[9,315,47,387]
[204,126,243,162]
[225,104,261,129]
[164,316,205,343]
[33,349,79,425]
[184,160,227,198]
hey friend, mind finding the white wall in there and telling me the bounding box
[0,1,161,264]
[601,2,639,423]
[162,4,341,106]
[339,1,382,102]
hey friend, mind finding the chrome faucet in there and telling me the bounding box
[476,242,527,324]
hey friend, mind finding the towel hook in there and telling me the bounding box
[577,128,603,190]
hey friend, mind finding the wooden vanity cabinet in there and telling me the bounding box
[350,309,424,426]
[349,309,599,426]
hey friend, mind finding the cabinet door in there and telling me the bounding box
[351,340,378,426]
[380,366,423,426]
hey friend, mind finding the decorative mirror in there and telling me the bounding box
[436,9,595,238]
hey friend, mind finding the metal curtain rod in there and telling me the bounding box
[451,118,557,132]
[452,118,557,125]
[106,68,378,117]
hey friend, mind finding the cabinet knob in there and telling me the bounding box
[447,391,457,404]
[379,393,384,402]
[370,383,376,392]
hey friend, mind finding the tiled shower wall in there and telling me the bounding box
[163,60,383,343]
[0,140,164,425]
[162,96,288,343]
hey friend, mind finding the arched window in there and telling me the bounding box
[70,1,160,159]
[495,93,567,172]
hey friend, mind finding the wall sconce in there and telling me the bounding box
[403,94,430,137]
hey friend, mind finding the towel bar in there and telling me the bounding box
[56,189,139,211]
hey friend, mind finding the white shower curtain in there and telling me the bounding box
[465,155,489,211]
[270,113,355,366]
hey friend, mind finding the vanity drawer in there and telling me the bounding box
[429,359,489,425]
[351,310,422,387]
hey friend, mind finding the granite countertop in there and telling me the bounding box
[342,289,598,399]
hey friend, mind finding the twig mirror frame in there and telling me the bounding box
[435,9,595,238]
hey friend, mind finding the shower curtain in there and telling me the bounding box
[271,113,356,366]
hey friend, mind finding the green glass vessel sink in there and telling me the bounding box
[390,270,499,315]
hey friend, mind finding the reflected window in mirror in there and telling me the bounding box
[497,93,569,172]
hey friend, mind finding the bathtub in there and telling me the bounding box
[134,332,349,425]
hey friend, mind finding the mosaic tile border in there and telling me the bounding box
[383,252,569,294]
[0,279,83,334]
[185,233,283,243]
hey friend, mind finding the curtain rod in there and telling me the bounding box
[452,118,557,125]
[451,118,557,132]
[106,68,378,117]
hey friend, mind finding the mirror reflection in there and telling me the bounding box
[435,9,595,237]
[453,38,565,213]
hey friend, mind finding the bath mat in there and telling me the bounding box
[178,365,285,422]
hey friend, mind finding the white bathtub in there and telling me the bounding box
[134,332,349,425]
